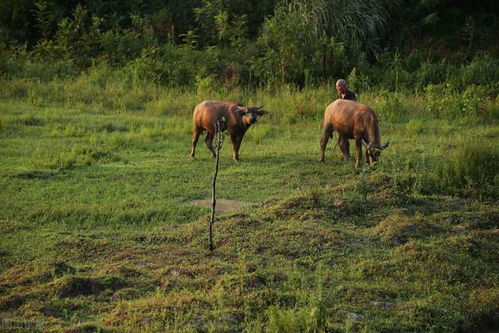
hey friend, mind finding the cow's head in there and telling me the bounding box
[362,139,389,165]
[237,105,268,126]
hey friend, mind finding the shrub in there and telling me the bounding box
[458,55,499,88]
[347,67,370,93]
[483,98,499,122]
[371,91,410,123]
[415,61,448,88]
[424,84,488,123]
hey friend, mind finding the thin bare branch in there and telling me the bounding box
[209,116,224,252]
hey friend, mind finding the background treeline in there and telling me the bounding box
[1,0,498,90]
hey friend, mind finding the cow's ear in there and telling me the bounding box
[256,110,268,116]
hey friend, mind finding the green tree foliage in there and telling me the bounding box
[285,0,400,55]
[0,0,497,86]
[385,0,499,55]
[254,5,348,85]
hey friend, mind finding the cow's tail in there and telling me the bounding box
[192,104,202,128]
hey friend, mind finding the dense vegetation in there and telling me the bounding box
[1,0,499,88]
[0,0,498,332]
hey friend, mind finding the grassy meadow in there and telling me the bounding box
[0,74,498,332]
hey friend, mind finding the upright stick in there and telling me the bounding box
[209,118,223,251]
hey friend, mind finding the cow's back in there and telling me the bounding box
[324,99,379,141]
[194,100,226,119]
[193,100,238,133]
[324,100,361,137]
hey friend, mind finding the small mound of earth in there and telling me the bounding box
[190,199,252,212]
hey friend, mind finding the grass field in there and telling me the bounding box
[0,79,498,332]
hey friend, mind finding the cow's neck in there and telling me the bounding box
[239,123,251,133]
[367,121,380,145]
[229,122,250,135]
[238,119,252,131]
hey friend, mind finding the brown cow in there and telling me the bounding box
[190,100,268,162]
[320,99,389,167]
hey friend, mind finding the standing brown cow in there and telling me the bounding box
[190,100,268,162]
[320,99,389,167]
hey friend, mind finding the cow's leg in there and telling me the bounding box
[190,128,201,159]
[355,139,363,168]
[339,136,350,160]
[205,133,216,158]
[320,125,333,162]
[231,134,242,162]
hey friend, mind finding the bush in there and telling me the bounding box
[424,84,489,123]
[457,55,499,88]
[483,98,499,122]
[0,46,76,81]
[415,61,448,89]
[370,91,413,123]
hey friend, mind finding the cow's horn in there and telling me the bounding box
[361,139,369,148]
[257,105,264,110]
[381,141,390,150]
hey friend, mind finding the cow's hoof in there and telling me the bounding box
[319,159,325,163]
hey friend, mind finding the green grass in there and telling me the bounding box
[0,78,498,332]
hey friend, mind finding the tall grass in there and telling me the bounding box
[2,42,498,92]
[1,63,496,127]
[435,141,499,198]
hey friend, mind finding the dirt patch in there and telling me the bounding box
[106,265,141,278]
[53,276,126,297]
[15,170,57,179]
[190,199,253,213]
[0,294,25,311]
[112,288,142,301]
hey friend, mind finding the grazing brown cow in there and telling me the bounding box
[190,100,268,162]
[320,99,389,167]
